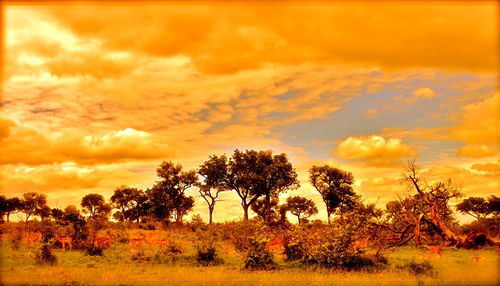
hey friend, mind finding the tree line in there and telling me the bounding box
[1,150,499,248]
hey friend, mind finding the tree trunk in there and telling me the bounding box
[297,215,301,224]
[242,203,249,221]
[265,194,271,225]
[6,212,10,222]
[208,205,214,224]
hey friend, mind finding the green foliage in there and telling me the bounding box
[285,196,318,224]
[35,243,57,265]
[282,227,309,261]
[309,165,357,221]
[243,237,278,270]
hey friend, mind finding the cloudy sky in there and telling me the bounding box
[1,3,498,222]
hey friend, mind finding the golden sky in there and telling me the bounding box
[1,2,499,222]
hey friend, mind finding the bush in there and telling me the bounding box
[243,237,278,270]
[301,226,379,271]
[35,243,57,265]
[282,227,308,261]
[196,244,224,266]
[85,243,104,256]
[398,260,435,276]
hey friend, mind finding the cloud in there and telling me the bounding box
[334,135,417,159]
[458,144,499,158]
[471,160,500,174]
[404,87,437,104]
[0,119,174,165]
[6,4,497,76]
[364,109,378,117]
[450,93,500,145]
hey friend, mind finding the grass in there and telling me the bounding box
[1,239,498,286]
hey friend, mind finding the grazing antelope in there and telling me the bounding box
[267,236,284,253]
[55,235,73,251]
[129,237,148,249]
[26,232,42,244]
[421,245,442,258]
[93,237,112,248]
[146,237,170,250]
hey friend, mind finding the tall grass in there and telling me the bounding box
[1,234,498,286]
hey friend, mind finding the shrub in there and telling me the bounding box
[196,244,224,266]
[398,260,435,276]
[35,243,57,265]
[282,227,308,261]
[84,241,104,256]
[243,237,278,270]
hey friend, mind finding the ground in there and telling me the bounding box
[1,236,498,286]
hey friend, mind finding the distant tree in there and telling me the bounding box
[148,161,198,222]
[251,197,280,222]
[51,208,65,221]
[110,186,146,222]
[487,196,500,219]
[20,192,49,222]
[198,155,229,224]
[309,165,357,223]
[228,149,299,223]
[38,205,52,220]
[285,196,318,224]
[81,194,111,219]
[456,197,491,220]
[3,197,21,222]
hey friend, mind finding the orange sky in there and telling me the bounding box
[1,2,499,223]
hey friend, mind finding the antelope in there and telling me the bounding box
[129,237,148,249]
[26,232,42,244]
[421,245,442,258]
[55,235,73,251]
[146,237,170,250]
[93,237,112,248]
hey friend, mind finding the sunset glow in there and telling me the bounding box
[1,2,498,223]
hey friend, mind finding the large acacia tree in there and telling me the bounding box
[110,186,147,222]
[197,155,229,224]
[309,165,357,223]
[148,161,198,223]
[20,192,49,222]
[227,149,299,223]
[81,193,112,219]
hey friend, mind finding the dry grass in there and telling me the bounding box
[1,234,498,286]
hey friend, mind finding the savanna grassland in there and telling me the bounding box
[1,224,498,286]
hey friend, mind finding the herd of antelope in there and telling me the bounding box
[23,232,174,252]
[21,232,492,263]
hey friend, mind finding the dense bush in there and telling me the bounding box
[243,237,278,270]
[35,243,57,265]
[282,227,309,261]
[196,244,224,266]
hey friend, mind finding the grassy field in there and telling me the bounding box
[1,238,498,286]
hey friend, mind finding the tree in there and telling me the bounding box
[20,192,49,222]
[81,194,111,219]
[456,197,491,220]
[251,197,280,222]
[110,186,146,222]
[309,165,357,223]
[285,196,318,224]
[148,161,198,222]
[3,197,21,222]
[198,155,229,224]
[227,149,299,223]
